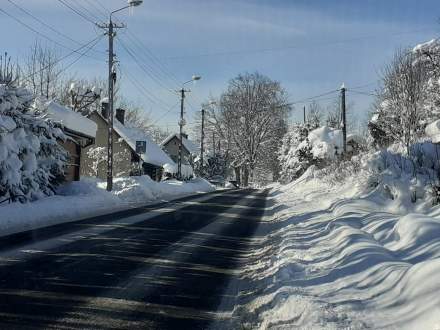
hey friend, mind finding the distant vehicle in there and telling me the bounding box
[208,175,225,187]
[225,180,239,189]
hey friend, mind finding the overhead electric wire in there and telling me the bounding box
[163,27,436,60]
[116,36,177,94]
[57,34,104,75]
[56,0,96,25]
[74,0,103,22]
[346,89,379,97]
[151,101,180,126]
[288,89,340,105]
[20,34,104,83]
[83,0,108,21]
[6,0,105,56]
[0,7,101,61]
[119,63,174,109]
[125,30,181,87]
[290,96,339,106]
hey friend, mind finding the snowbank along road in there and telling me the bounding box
[0,189,271,329]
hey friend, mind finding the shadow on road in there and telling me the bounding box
[0,189,268,329]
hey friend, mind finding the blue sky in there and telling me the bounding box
[1,0,439,133]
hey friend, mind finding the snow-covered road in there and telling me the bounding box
[235,176,440,330]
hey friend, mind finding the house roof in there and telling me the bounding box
[161,133,199,155]
[46,101,97,138]
[92,111,174,167]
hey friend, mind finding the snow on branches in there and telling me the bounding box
[0,83,67,202]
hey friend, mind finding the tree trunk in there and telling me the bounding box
[243,166,249,187]
[234,167,241,187]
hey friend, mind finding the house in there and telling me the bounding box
[46,101,97,182]
[346,134,366,156]
[81,106,174,181]
[161,133,199,164]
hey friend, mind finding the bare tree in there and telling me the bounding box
[24,41,61,99]
[307,101,323,129]
[210,72,291,186]
[373,48,427,154]
[0,52,17,85]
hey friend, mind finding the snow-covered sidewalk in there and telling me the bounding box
[0,176,215,238]
[236,171,440,330]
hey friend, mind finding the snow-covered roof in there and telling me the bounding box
[113,119,174,167]
[425,120,440,143]
[347,134,365,145]
[46,101,97,138]
[161,133,199,155]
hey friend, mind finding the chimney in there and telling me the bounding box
[101,101,109,119]
[116,108,125,125]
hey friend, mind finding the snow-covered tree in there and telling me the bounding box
[0,78,67,202]
[208,72,291,186]
[369,48,428,152]
[278,124,314,183]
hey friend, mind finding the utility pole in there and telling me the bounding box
[303,105,306,124]
[212,132,216,158]
[200,108,205,176]
[178,88,186,180]
[96,1,143,191]
[97,19,124,191]
[176,76,201,180]
[341,84,347,154]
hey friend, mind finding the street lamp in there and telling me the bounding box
[177,75,202,180]
[98,0,143,191]
[200,101,215,177]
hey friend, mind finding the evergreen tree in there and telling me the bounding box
[0,82,67,202]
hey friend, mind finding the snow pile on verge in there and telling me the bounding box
[235,155,440,330]
[307,126,343,160]
[0,176,215,237]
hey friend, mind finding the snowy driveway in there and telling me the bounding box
[0,189,269,329]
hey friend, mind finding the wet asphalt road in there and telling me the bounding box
[0,189,269,330]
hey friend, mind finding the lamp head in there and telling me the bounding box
[128,0,143,7]
[192,75,201,81]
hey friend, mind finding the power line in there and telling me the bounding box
[74,0,103,22]
[20,34,104,83]
[346,89,379,97]
[0,7,101,61]
[83,0,108,20]
[119,63,174,109]
[289,89,340,105]
[163,27,437,60]
[6,0,105,56]
[56,0,96,25]
[91,0,178,88]
[116,36,177,94]
[125,29,181,87]
[151,102,180,125]
[57,34,104,75]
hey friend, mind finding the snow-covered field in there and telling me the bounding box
[0,176,215,237]
[237,167,440,330]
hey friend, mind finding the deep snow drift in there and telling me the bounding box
[235,164,440,330]
[0,176,215,237]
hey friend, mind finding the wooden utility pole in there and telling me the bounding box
[341,84,347,154]
[303,105,306,124]
[200,108,205,175]
[178,88,186,180]
[212,132,216,158]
